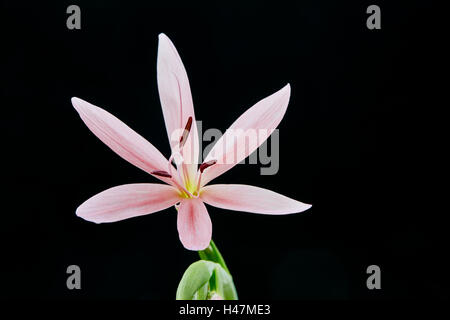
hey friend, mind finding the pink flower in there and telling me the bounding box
[72,34,311,251]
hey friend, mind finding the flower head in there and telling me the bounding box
[72,34,311,251]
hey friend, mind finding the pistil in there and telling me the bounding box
[162,117,202,198]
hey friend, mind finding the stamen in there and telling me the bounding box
[199,160,217,173]
[196,160,217,192]
[179,116,193,148]
[150,170,172,178]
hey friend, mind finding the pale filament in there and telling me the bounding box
[168,151,198,198]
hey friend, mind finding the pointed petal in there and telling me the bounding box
[157,34,199,184]
[201,84,291,186]
[71,97,180,186]
[177,198,212,251]
[201,184,311,214]
[76,184,181,223]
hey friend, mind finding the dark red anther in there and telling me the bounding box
[179,116,193,147]
[199,160,217,173]
[151,170,172,178]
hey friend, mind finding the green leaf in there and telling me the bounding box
[176,260,238,300]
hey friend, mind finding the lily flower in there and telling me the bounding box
[72,33,311,251]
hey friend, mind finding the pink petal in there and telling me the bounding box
[201,184,311,214]
[177,198,212,251]
[76,184,181,223]
[71,97,180,187]
[201,84,291,186]
[157,33,199,184]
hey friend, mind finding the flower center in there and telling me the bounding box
[152,117,217,199]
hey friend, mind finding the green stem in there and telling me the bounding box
[198,240,230,274]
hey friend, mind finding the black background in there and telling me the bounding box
[2,0,447,300]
